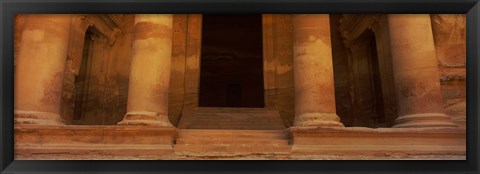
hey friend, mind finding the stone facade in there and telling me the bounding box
[13,14,466,160]
[431,14,467,128]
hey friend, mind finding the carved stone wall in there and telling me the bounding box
[262,14,295,127]
[168,14,192,126]
[329,14,354,126]
[169,14,295,127]
[13,14,467,160]
[61,14,135,125]
[336,14,398,127]
[13,14,466,127]
[14,15,26,72]
[334,14,466,128]
[431,14,467,128]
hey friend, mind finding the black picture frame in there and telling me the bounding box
[1,0,479,173]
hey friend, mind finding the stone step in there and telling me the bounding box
[180,122,284,126]
[179,117,284,121]
[180,120,284,125]
[179,123,285,129]
[174,129,291,155]
[176,138,289,145]
[184,115,281,118]
[180,115,283,120]
[182,125,285,130]
[179,124,285,129]
[174,144,291,155]
[180,122,284,125]
[178,108,285,130]
[180,120,283,124]
[181,115,281,118]
[183,107,277,113]
[180,125,285,129]
[178,130,288,139]
[182,111,280,114]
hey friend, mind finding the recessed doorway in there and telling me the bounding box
[198,14,264,108]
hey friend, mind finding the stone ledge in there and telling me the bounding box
[289,127,466,158]
[14,125,466,160]
[15,125,177,159]
[15,144,174,160]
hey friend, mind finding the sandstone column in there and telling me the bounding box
[14,15,72,125]
[118,14,174,127]
[292,14,344,127]
[388,14,457,128]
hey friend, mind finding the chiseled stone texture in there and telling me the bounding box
[14,15,26,71]
[13,14,466,128]
[13,14,467,160]
[14,126,465,160]
[167,14,189,126]
[329,14,355,127]
[16,153,465,160]
[58,15,136,125]
[263,14,296,127]
[333,14,400,128]
[388,14,456,128]
[15,125,177,159]
[431,14,466,68]
[290,127,465,155]
[431,14,466,128]
[169,14,296,127]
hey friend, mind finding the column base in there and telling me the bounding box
[14,110,65,125]
[118,111,174,127]
[393,113,458,128]
[294,113,344,127]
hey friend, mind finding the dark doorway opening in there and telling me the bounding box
[199,14,264,108]
[350,30,386,127]
[367,31,386,125]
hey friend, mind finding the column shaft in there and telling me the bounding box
[15,15,71,125]
[293,14,344,127]
[388,14,456,128]
[119,14,174,126]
